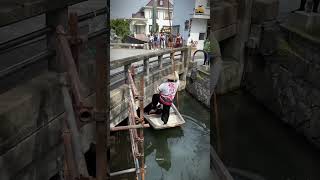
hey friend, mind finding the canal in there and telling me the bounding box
[216,90,320,180]
[110,91,215,179]
[110,89,320,180]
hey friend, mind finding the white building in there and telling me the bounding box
[129,0,174,36]
[173,0,210,50]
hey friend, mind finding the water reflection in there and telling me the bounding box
[145,127,184,172]
[111,91,213,180]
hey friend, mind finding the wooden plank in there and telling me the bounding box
[210,146,234,180]
[0,0,87,27]
[144,103,185,129]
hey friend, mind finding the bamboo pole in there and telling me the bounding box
[139,77,145,180]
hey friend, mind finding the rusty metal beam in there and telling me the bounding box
[62,124,79,179]
[95,37,109,180]
[56,25,92,122]
[56,25,82,105]
[111,124,150,132]
[69,13,80,72]
[138,77,145,180]
[128,70,139,97]
[60,74,89,176]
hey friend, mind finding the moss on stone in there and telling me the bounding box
[277,38,294,57]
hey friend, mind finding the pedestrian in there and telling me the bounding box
[144,71,180,125]
[295,0,319,13]
[187,35,192,46]
[153,33,158,50]
[148,34,153,50]
[165,34,168,48]
[160,32,165,49]
[175,33,182,48]
[157,33,161,49]
[168,35,173,48]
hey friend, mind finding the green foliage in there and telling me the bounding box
[205,35,222,56]
[203,39,211,53]
[110,19,130,39]
[277,38,292,56]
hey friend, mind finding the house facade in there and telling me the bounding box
[173,0,210,50]
[129,0,174,36]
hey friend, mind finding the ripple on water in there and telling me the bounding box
[144,111,213,180]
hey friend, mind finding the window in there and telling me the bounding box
[184,20,189,30]
[199,33,205,40]
[164,11,172,20]
[159,0,163,6]
[164,11,168,19]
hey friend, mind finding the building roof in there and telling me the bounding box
[145,0,173,9]
[132,0,173,18]
[132,8,145,18]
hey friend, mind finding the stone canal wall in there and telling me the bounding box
[243,15,320,148]
[186,62,210,108]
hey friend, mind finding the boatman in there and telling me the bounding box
[145,71,180,125]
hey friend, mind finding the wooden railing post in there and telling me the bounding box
[143,58,149,77]
[181,50,185,70]
[182,48,190,81]
[170,52,174,73]
[158,55,163,69]
[124,64,131,83]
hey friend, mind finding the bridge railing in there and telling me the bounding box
[110,47,190,89]
[110,43,147,49]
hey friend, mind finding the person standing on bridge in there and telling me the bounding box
[145,71,180,125]
[148,34,153,50]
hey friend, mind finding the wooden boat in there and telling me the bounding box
[144,103,185,129]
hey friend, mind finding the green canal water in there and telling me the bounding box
[110,91,214,180]
[216,90,320,180]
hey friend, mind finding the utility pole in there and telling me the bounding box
[152,0,157,33]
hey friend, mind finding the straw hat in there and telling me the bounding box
[165,74,177,81]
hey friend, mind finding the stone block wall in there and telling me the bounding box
[244,24,320,148]
[0,50,96,180]
[186,63,210,108]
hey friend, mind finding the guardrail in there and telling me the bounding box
[110,43,147,49]
[110,47,190,89]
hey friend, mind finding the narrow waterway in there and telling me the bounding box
[216,90,320,180]
[110,91,214,180]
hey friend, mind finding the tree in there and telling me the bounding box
[110,19,130,40]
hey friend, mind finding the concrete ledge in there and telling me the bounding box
[287,11,320,38]
[212,2,238,31]
[214,23,238,42]
[251,0,279,23]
